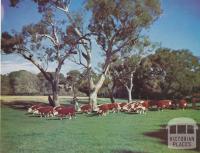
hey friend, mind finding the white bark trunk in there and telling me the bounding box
[90,65,110,110]
[125,72,134,103]
[128,89,132,103]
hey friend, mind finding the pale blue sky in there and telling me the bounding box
[1,0,200,75]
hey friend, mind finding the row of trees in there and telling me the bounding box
[2,48,200,101]
[1,0,200,108]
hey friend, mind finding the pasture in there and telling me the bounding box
[1,96,200,153]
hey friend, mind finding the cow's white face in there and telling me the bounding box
[77,108,81,112]
[28,108,33,113]
[53,111,58,116]
[140,100,144,104]
[33,110,39,114]
[169,101,172,105]
[93,107,100,112]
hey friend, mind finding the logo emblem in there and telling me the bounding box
[166,117,198,149]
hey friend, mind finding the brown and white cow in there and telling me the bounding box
[157,100,172,110]
[53,106,76,120]
[97,104,109,116]
[140,100,149,109]
[80,104,92,114]
[149,100,172,111]
[107,103,120,113]
[34,106,54,117]
[178,99,187,109]
[121,102,147,114]
[119,102,128,111]
[28,104,43,114]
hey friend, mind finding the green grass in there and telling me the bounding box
[1,98,200,153]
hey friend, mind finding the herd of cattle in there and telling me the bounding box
[27,99,188,120]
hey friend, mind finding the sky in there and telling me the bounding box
[1,0,200,75]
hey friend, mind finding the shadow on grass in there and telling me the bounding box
[123,112,143,115]
[1,100,75,111]
[1,100,47,110]
[112,149,148,153]
[143,124,200,152]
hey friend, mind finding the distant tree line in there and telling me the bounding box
[1,48,200,101]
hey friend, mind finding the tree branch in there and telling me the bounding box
[19,48,53,83]
[36,34,58,46]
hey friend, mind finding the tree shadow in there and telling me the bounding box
[123,112,143,115]
[112,149,148,153]
[143,124,200,151]
[86,112,100,117]
[1,100,48,110]
[1,100,76,111]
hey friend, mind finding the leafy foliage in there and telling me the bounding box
[8,70,40,95]
[135,48,200,99]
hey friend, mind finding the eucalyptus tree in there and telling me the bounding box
[6,0,162,109]
[109,37,157,102]
[1,4,79,106]
[85,0,161,108]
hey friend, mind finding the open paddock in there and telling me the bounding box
[1,96,200,153]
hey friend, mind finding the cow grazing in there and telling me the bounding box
[107,103,120,113]
[149,100,172,111]
[140,100,149,109]
[178,99,187,109]
[119,102,128,111]
[120,102,145,114]
[34,106,54,117]
[80,104,92,114]
[157,100,172,110]
[122,103,133,112]
[97,104,109,116]
[53,105,65,111]
[126,102,147,114]
[28,104,44,114]
[53,106,76,120]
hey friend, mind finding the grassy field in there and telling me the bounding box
[1,96,200,153]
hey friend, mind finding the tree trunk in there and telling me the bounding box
[110,92,115,103]
[72,85,76,99]
[125,72,134,103]
[51,79,60,107]
[127,89,132,103]
[89,65,110,110]
[109,85,115,103]
[90,91,98,111]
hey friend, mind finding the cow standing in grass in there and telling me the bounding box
[32,106,55,118]
[53,106,76,120]
[80,104,92,114]
[178,99,187,109]
[149,100,172,111]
